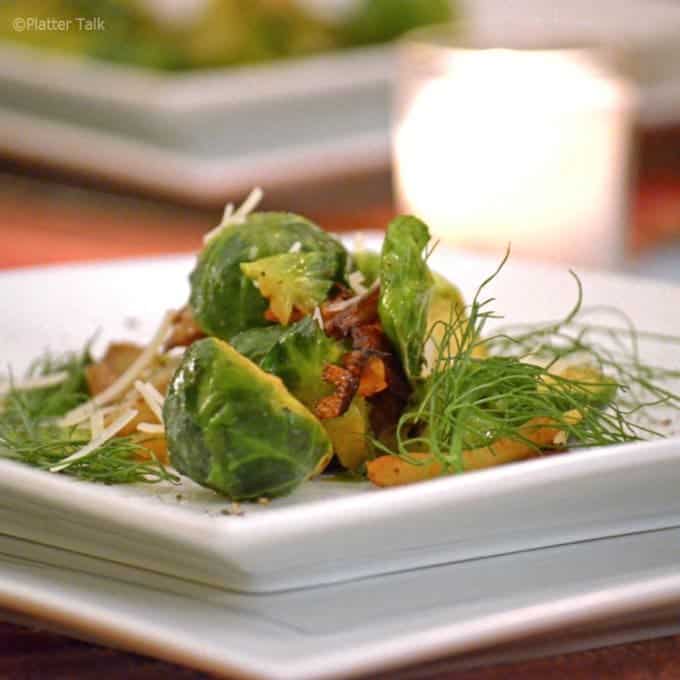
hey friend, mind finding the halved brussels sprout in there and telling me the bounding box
[189,212,347,340]
[378,215,435,383]
[240,251,337,325]
[163,337,332,500]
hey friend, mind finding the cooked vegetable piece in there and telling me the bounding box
[378,216,435,383]
[240,251,337,325]
[230,325,286,364]
[163,337,332,500]
[85,343,143,396]
[367,411,583,487]
[540,364,617,407]
[133,434,169,465]
[189,212,347,340]
[322,396,373,470]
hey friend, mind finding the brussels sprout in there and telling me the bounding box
[351,250,381,288]
[240,251,337,325]
[163,337,332,500]
[259,317,347,407]
[229,325,286,364]
[378,216,435,383]
[189,212,347,340]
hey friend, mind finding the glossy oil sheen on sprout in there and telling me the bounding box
[163,337,332,500]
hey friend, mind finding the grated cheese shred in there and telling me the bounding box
[89,410,104,438]
[137,422,165,434]
[348,270,367,295]
[203,187,264,244]
[50,409,138,472]
[325,278,380,314]
[134,380,164,423]
[60,312,173,428]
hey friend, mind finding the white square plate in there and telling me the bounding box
[1,240,680,592]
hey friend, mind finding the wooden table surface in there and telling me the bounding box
[1,128,680,679]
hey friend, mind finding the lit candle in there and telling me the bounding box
[393,33,636,268]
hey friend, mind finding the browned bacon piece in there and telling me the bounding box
[314,364,359,420]
[341,349,388,398]
[164,306,206,351]
[321,287,380,339]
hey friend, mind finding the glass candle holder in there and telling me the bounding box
[393,25,637,269]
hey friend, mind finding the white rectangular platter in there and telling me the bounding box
[1,243,679,592]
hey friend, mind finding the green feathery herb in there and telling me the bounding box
[378,253,680,473]
[0,350,177,484]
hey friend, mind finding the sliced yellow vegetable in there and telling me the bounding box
[366,410,582,488]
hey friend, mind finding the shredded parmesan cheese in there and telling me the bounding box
[89,410,104,438]
[203,187,264,244]
[325,278,380,313]
[60,312,173,427]
[312,306,324,329]
[51,409,138,472]
[289,241,302,253]
[134,380,164,423]
[137,422,165,434]
[61,405,118,428]
[348,270,367,295]
[0,371,69,396]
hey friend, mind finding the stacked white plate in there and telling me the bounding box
[2,242,680,676]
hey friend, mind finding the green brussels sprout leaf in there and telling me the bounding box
[378,215,435,383]
[229,325,286,364]
[259,317,347,408]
